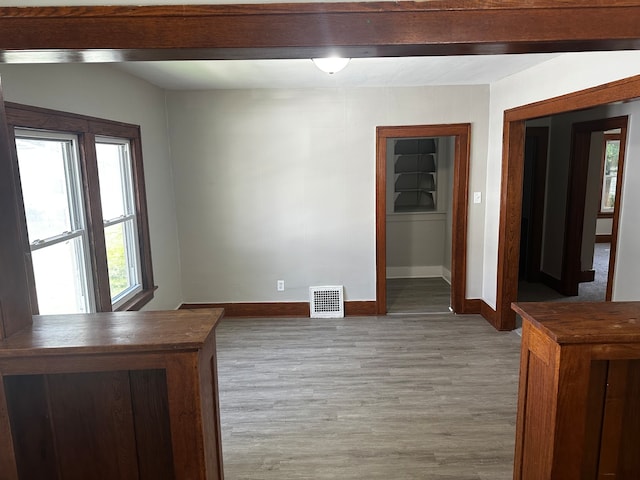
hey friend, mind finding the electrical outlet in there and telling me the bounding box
[277,280,285,291]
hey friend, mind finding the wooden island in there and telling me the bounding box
[0,308,225,480]
[513,301,640,480]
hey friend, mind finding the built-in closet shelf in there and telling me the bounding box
[392,138,438,213]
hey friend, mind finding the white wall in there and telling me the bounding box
[486,51,640,308]
[386,136,453,280]
[166,85,489,303]
[605,100,640,300]
[0,64,183,310]
[582,132,604,271]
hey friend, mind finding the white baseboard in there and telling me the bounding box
[442,267,452,285]
[386,265,445,279]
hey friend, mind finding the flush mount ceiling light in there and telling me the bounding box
[311,57,351,74]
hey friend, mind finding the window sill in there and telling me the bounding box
[115,286,158,312]
[598,211,614,219]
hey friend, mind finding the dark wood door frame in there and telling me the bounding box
[562,116,628,298]
[376,124,471,315]
[496,75,640,331]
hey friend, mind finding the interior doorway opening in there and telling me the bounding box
[384,135,454,314]
[496,76,640,331]
[376,124,472,316]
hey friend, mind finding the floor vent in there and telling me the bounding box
[309,286,344,318]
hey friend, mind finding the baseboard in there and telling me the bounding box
[579,269,596,283]
[386,266,445,279]
[539,270,563,293]
[480,301,499,328]
[459,298,481,314]
[458,299,503,331]
[596,234,611,243]
[179,301,376,318]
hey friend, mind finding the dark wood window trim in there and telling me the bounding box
[5,102,155,313]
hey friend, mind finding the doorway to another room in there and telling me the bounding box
[376,124,472,316]
[516,114,627,306]
[385,135,454,314]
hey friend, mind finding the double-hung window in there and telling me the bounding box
[15,130,95,314]
[96,138,143,309]
[8,103,155,314]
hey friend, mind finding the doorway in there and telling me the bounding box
[496,76,640,331]
[516,116,628,306]
[385,135,454,314]
[376,124,471,315]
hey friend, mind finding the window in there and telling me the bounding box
[96,138,143,309]
[600,133,620,214]
[8,103,154,314]
[15,131,95,314]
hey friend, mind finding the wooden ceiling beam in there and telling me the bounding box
[0,2,639,62]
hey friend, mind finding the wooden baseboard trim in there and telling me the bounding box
[480,301,499,329]
[539,270,563,293]
[596,234,611,243]
[459,298,481,314]
[579,269,596,283]
[345,301,377,316]
[179,301,376,318]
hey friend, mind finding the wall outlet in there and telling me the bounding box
[277,280,285,291]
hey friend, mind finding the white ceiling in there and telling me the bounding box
[116,53,561,90]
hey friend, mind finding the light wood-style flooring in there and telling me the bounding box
[216,314,522,479]
[387,277,451,314]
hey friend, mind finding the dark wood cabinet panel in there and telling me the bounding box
[513,302,640,480]
[0,309,224,480]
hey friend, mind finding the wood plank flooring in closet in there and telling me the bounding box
[216,314,522,480]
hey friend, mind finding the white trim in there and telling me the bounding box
[442,267,452,284]
[386,265,444,279]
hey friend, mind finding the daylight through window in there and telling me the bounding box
[8,103,154,314]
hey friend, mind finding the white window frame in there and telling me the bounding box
[96,136,143,309]
[15,128,96,314]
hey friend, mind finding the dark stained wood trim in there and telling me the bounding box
[0,85,32,338]
[580,269,596,283]
[539,270,563,294]
[4,102,156,314]
[480,301,499,330]
[1,3,640,62]
[496,118,526,331]
[596,234,612,243]
[344,301,377,316]
[376,124,470,315]
[497,75,640,331]
[180,301,376,318]
[460,298,481,314]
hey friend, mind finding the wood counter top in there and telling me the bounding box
[512,301,640,344]
[0,308,224,357]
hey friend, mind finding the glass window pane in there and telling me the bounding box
[15,137,74,242]
[105,221,134,300]
[96,142,130,220]
[32,238,91,314]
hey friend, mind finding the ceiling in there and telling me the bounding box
[116,53,561,90]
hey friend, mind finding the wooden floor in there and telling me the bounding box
[387,277,451,314]
[216,314,522,479]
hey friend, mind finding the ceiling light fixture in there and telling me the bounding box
[311,57,350,74]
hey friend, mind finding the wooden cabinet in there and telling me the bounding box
[512,302,640,480]
[0,309,225,480]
